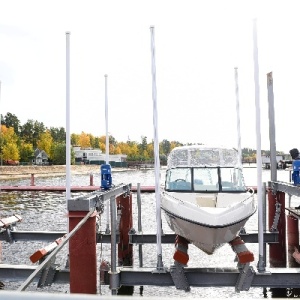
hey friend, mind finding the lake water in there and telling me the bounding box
[0,166,296,298]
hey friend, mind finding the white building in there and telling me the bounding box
[73,146,127,165]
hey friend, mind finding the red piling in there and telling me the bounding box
[68,211,97,294]
[287,214,299,267]
[90,174,94,186]
[30,174,35,186]
[116,194,133,266]
[268,190,286,267]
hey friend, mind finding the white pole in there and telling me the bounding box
[150,26,163,270]
[105,74,109,164]
[66,32,71,201]
[234,68,242,164]
[252,19,264,265]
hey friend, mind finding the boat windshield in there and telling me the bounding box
[165,167,247,192]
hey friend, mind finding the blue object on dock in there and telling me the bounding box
[292,160,300,185]
[101,164,112,190]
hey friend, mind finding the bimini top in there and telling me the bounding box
[167,145,241,169]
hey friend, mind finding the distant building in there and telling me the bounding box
[33,148,49,165]
[73,146,127,166]
[261,154,292,169]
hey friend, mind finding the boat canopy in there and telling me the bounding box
[167,145,241,169]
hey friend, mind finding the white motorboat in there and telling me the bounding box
[161,145,256,255]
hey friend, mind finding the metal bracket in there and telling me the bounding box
[38,257,58,287]
[270,201,281,232]
[235,263,255,292]
[3,226,15,244]
[271,181,277,195]
[169,261,190,292]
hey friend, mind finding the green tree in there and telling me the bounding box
[20,119,34,144]
[50,127,66,143]
[160,139,171,156]
[3,112,21,135]
[19,142,34,163]
[51,143,75,165]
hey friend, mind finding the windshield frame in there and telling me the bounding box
[164,166,247,193]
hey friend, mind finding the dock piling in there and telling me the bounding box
[69,211,97,294]
[268,190,286,267]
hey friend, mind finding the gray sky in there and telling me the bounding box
[0,0,299,153]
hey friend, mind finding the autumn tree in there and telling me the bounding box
[37,130,53,157]
[71,133,80,146]
[2,142,20,161]
[1,125,20,161]
[98,136,106,153]
[78,132,91,148]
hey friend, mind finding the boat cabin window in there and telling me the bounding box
[193,168,219,192]
[219,167,246,192]
[166,166,247,192]
[165,168,191,190]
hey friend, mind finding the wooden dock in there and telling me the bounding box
[0,185,156,192]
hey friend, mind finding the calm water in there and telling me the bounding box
[0,167,296,297]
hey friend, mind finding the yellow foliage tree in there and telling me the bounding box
[37,130,53,157]
[2,142,20,161]
[71,133,80,146]
[117,142,131,155]
[1,125,20,161]
[114,145,122,155]
[78,132,91,148]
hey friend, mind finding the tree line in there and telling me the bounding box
[0,112,285,165]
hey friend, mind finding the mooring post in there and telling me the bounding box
[116,193,134,295]
[68,210,97,294]
[287,214,299,268]
[90,174,94,186]
[30,174,35,186]
[116,193,133,266]
[268,190,286,267]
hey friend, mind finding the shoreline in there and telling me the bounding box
[0,165,130,180]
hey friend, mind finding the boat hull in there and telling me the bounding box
[161,192,256,255]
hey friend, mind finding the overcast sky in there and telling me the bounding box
[0,0,299,153]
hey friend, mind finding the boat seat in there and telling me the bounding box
[196,195,216,207]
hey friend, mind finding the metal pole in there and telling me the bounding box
[105,74,109,164]
[150,26,163,270]
[267,72,277,181]
[65,32,71,201]
[257,182,266,271]
[234,68,242,164]
[252,18,264,265]
[105,201,110,234]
